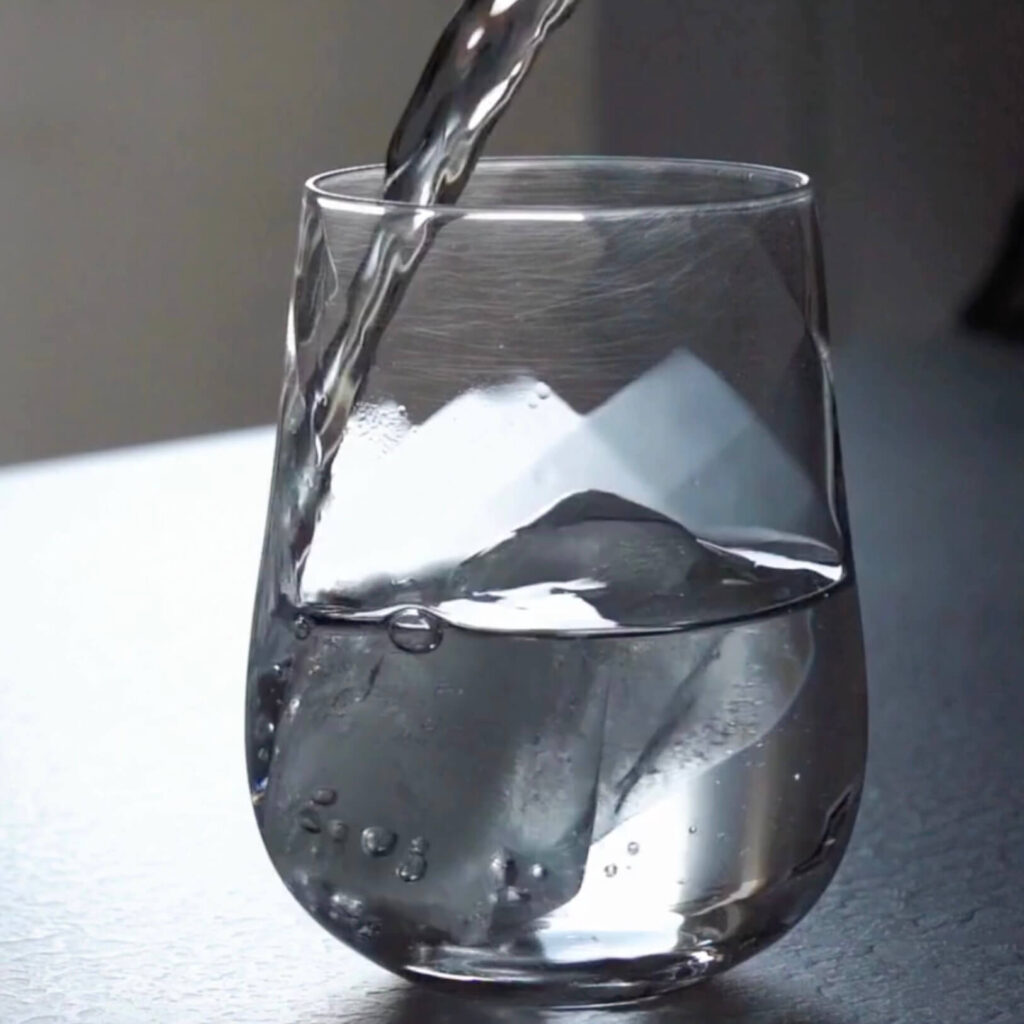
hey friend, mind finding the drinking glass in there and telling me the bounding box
[246,157,867,1005]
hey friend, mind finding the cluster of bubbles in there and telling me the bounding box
[297,786,431,883]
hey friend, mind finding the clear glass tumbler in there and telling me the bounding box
[247,157,867,1004]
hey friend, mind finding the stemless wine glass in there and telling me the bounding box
[246,158,867,1005]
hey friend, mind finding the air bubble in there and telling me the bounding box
[604,864,618,878]
[361,826,397,857]
[397,853,427,882]
[329,891,363,919]
[490,852,516,886]
[627,841,640,855]
[250,777,268,806]
[409,836,429,854]
[257,669,287,715]
[529,863,547,880]
[535,382,551,400]
[297,808,322,834]
[312,787,337,806]
[252,716,275,743]
[689,825,699,835]
[387,607,443,653]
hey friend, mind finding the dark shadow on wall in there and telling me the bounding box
[964,192,1024,341]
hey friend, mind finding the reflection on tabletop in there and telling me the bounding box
[363,974,854,1024]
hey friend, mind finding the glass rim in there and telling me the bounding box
[306,156,813,219]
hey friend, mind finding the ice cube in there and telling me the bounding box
[303,350,824,616]
[303,377,582,597]
[263,622,608,944]
[590,606,815,839]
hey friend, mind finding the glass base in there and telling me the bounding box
[397,940,753,1007]
[377,852,852,1007]
[379,900,822,1008]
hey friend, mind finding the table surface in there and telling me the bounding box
[1,333,1022,1023]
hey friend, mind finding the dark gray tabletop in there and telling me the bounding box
[1,331,1021,1022]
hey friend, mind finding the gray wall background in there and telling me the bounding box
[2,1,1022,464]
[0,0,596,464]
[596,0,1024,346]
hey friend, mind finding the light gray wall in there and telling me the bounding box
[0,1,597,464]
[596,0,1024,345]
